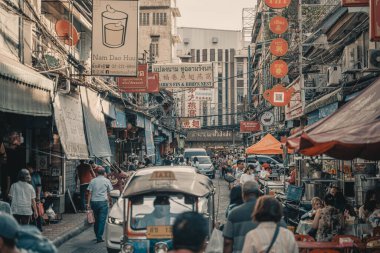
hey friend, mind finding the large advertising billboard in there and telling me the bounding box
[92,0,138,76]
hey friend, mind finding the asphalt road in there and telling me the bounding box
[58,174,230,253]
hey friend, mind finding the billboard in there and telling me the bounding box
[152,63,214,88]
[240,121,261,133]
[92,0,138,76]
[370,0,380,41]
[182,119,201,129]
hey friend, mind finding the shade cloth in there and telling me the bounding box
[287,77,380,160]
[80,87,112,158]
[246,134,285,155]
[53,93,89,159]
[0,54,54,116]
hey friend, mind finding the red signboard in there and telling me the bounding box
[182,119,201,129]
[270,38,288,57]
[263,84,295,107]
[240,121,261,133]
[269,16,288,35]
[147,72,160,93]
[341,0,368,6]
[117,64,148,92]
[285,77,304,120]
[270,60,288,78]
[370,0,380,41]
[265,0,291,8]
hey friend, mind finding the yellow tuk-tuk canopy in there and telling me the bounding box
[246,134,285,155]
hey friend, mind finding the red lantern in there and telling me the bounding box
[270,38,288,57]
[270,60,288,78]
[269,16,289,35]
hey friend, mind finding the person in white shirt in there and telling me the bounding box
[8,169,38,225]
[242,196,298,253]
[240,165,256,185]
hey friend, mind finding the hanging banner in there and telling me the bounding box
[269,16,288,35]
[240,121,261,133]
[144,118,155,159]
[342,0,368,6]
[182,119,201,129]
[53,93,89,159]
[265,0,291,8]
[270,38,288,57]
[263,84,295,107]
[117,64,147,92]
[91,0,138,76]
[152,63,214,88]
[370,0,380,41]
[270,60,288,78]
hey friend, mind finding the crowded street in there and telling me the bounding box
[1,0,380,252]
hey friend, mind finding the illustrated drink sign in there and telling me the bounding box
[92,0,138,76]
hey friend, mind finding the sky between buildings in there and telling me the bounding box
[176,0,256,31]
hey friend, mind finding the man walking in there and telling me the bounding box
[8,169,38,225]
[223,181,260,253]
[76,160,95,212]
[87,167,113,243]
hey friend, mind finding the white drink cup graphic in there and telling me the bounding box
[102,5,128,48]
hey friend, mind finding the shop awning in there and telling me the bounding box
[80,87,112,158]
[0,54,54,116]
[53,93,89,160]
[246,134,287,155]
[287,77,380,160]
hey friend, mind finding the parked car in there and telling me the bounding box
[191,156,215,179]
[183,148,208,160]
[246,155,286,175]
[105,166,215,253]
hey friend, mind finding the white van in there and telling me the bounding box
[183,148,208,160]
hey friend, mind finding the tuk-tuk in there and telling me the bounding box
[120,166,215,253]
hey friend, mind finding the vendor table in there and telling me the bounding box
[297,241,366,253]
[258,179,285,194]
[296,220,373,237]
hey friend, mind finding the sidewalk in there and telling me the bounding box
[42,213,90,247]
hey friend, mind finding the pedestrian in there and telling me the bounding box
[144,155,152,166]
[169,212,208,253]
[242,196,299,253]
[75,160,95,212]
[0,212,23,253]
[286,162,296,185]
[225,185,244,218]
[239,165,255,185]
[87,167,113,243]
[89,160,101,175]
[8,169,38,225]
[223,181,260,253]
[26,162,43,231]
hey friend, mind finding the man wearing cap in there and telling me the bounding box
[287,162,297,185]
[0,212,23,253]
[87,167,113,243]
[223,181,260,253]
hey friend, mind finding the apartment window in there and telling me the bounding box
[150,36,160,57]
[237,88,244,104]
[237,80,244,88]
[202,49,208,62]
[139,13,149,26]
[237,62,244,78]
[210,49,215,61]
[225,49,229,62]
[191,49,195,63]
[196,50,200,62]
[153,13,167,25]
[218,49,223,62]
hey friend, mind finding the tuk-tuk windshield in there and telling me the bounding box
[131,195,193,230]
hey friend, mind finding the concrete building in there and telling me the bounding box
[176,27,249,127]
[138,0,181,64]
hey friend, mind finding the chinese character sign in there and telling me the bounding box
[270,60,288,78]
[182,119,201,129]
[92,0,138,76]
[270,38,289,57]
[152,63,214,88]
[269,16,289,34]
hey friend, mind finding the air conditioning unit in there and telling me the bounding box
[343,44,359,71]
[212,37,218,44]
[183,38,190,44]
[368,49,380,70]
[327,66,342,86]
[313,73,328,93]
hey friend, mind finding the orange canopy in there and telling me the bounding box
[246,134,285,155]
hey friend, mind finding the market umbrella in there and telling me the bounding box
[246,133,292,155]
[287,77,380,160]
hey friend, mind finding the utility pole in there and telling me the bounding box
[299,0,305,114]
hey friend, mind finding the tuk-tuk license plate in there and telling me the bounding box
[146,226,172,239]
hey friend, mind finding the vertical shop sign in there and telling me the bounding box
[270,60,289,78]
[370,0,380,41]
[270,38,289,57]
[92,0,138,76]
[265,0,291,8]
[269,16,289,34]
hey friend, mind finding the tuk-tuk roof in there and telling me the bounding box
[122,166,214,198]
